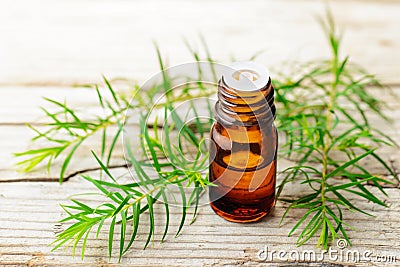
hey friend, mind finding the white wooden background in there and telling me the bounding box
[0,0,400,266]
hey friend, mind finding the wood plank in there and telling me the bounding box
[0,0,399,85]
[0,86,399,182]
[1,1,400,264]
[0,85,399,124]
[0,173,399,266]
[0,124,127,182]
[1,123,398,183]
[0,86,121,124]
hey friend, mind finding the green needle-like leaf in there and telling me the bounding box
[15,9,396,260]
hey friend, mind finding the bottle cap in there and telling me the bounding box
[222,61,270,91]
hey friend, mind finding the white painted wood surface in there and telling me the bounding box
[0,0,400,85]
[1,175,400,266]
[0,0,400,266]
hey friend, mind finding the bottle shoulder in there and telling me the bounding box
[210,121,277,144]
[211,121,276,134]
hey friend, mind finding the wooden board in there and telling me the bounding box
[1,172,400,266]
[0,0,400,86]
[0,83,399,265]
[1,86,399,182]
[1,0,400,265]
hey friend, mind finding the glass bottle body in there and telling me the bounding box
[209,76,277,223]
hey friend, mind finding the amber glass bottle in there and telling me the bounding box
[209,61,277,223]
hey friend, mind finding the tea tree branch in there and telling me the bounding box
[275,11,397,249]
[15,11,398,260]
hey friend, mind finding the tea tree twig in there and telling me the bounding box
[15,11,397,259]
[275,10,397,249]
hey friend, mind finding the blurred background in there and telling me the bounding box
[0,0,399,86]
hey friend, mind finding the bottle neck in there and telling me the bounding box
[215,77,276,127]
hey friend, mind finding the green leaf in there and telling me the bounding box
[160,191,170,242]
[96,218,106,239]
[108,216,116,259]
[325,149,376,179]
[288,206,322,237]
[144,195,155,249]
[326,176,376,192]
[95,84,105,108]
[176,184,187,237]
[81,228,91,260]
[60,139,83,183]
[123,201,141,254]
[107,122,123,166]
[331,190,373,217]
[103,75,120,106]
[119,209,127,262]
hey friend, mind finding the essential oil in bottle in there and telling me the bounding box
[209,61,277,223]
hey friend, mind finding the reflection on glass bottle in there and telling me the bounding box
[209,61,277,222]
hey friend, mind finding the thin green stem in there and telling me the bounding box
[319,33,340,244]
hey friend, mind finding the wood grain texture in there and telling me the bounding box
[0,88,399,265]
[0,172,400,266]
[1,0,400,265]
[0,0,399,85]
[1,86,399,182]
